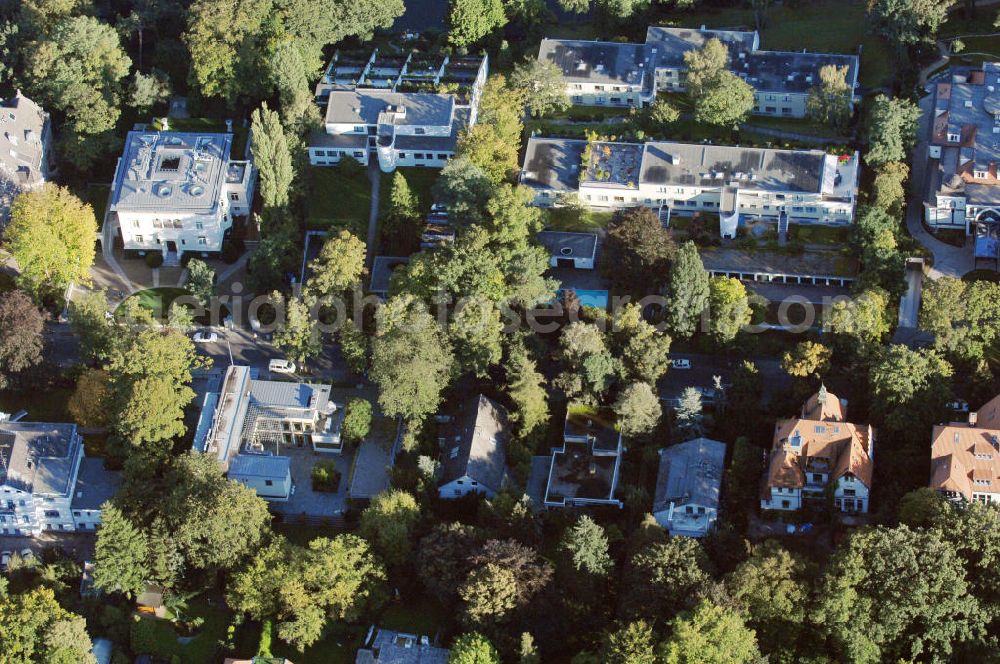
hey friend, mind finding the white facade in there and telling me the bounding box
[652,500,718,535]
[760,485,803,511]
[439,474,496,500]
[110,131,254,261]
[228,455,293,502]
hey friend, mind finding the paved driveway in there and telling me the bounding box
[906,87,976,279]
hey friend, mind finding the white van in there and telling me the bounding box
[269,359,296,374]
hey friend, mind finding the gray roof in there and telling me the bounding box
[0,421,80,496]
[394,108,469,152]
[652,437,726,514]
[249,379,329,410]
[71,457,121,510]
[355,629,449,664]
[309,130,369,150]
[228,454,291,481]
[325,90,454,127]
[110,131,237,213]
[0,92,49,213]
[538,38,652,87]
[537,230,598,259]
[645,26,757,68]
[440,395,510,492]
[742,50,859,96]
[369,256,410,295]
[521,138,586,192]
[639,142,824,192]
[349,439,391,499]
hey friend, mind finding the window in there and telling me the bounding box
[195,221,203,230]
[229,193,239,201]
[198,237,207,245]
[765,106,776,113]
[686,506,694,513]
[610,97,621,104]
[438,153,449,160]
[815,425,826,433]
[812,473,822,482]
[159,156,181,171]
[135,235,143,243]
[399,152,407,159]
[72,511,80,517]
[572,95,583,103]
[415,128,426,135]
[843,488,856,496]
[781,500,790,509]
[354,125,366,133]
[265,480,273,487]
[414,153,424,160]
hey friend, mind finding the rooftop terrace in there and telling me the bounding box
[582,141,643,189]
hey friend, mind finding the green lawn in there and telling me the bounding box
[121,287,190,318]
[743,115,848,139]
[543,207,614,232]
[380,167,440,214]
[129,598,232,664]
[271,622,364,664]
[151,117,250,158]
[377,599,446,636]
[791,225,852,245]
[306,166,372,237]
[0,388,73,422]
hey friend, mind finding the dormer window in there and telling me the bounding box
[948,132,960,142]
[975,170,989,179]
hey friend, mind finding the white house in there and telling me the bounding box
[539,25,860,119]
[310,50,488,172]
[0,416,120,536]
[929,393,1000,504]
[355,627,450,664]
[438,395,510,499]
[521,137,860,238]
[652,438,726,537]
[109,130,255,264]
[925,64,1000,263]
[760,386,874,514]
[537,230,598,269]
[0,91,52,225]
[193,365,340,502]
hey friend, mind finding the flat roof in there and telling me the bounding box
[537,230,598,259]
[645,26,757,68]
[538,38,651,86]
[545,440,621,504]
[369,256,410,295]
[110,131,234,213]
[741,50,859,96]
[325,90,454,127]
[521,138,586,192]
[228,454,290,480]
[653,438,726,513]
[72,457,122,510]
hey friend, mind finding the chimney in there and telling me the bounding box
[969,411,978,427]
[161,117,169,131]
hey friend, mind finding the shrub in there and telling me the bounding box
[311,460,342,493]
[145,252,164,268]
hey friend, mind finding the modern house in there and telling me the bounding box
[0,91,51,226]
[309,49,488,172]
[537,230,599,269]
[539,25,860,118]
[929,394,1000,504]
[193,365,342,501]
[355,627,449,664]
[0,416,120,536]
[652,437,726,537]
[760,386,874,514]
[925,64,1000,262]
[521,137,860,238]
[541,403,624,508]
[438,395,510,499]
[109,130,255,264]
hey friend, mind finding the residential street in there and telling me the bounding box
[658,352,790,404]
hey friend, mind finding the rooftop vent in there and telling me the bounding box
[965,100,974,108]
[156,184,173,198]
[189,185,205,196]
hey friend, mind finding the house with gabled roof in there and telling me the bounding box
[0,91,51,226]
[438,395,510,499]
[652,437,726,537]
[929,394,1000,504]
[760,386,874,514]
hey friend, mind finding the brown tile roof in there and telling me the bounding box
[973,394,1000,430]
[764,389,874,493]
[929,423,1000,501]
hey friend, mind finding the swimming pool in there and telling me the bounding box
[556,288,609,309]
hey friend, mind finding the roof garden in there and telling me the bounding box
[581,141,642,189]
[564,402,621,452]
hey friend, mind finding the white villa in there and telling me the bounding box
[0,91,51,225]
[0,415,120,536]
[310,49,488,172]
[538,25,859,118]
[193,365,344,502]
[760,387,874,514]
[109,130,255,264]
[521,137,860,238]
[926,63,1000,262]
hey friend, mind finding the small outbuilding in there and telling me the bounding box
[537,231,599,270]
[227,454,293,501]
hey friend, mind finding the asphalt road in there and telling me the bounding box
[657,352,789,404]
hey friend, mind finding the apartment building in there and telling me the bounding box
[929,394,1000,504]
[925,63,1000,261]
[310,48,488,172]
[760,386,874,514]
[109,130,255,264]
[0,416,120,536]
[521,136,860,237]
[0,91,51,225]
[538,25,859,118]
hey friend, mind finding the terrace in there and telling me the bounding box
[545,440,622,507]
[582,141,642,189]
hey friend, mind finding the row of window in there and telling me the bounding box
[576,193,833,215]
[758,107,795,116]
[133,236,209,246]
[571,84,634,92]
[572,96,635,105]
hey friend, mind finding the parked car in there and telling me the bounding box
[671,359,692,370]
[430,203,448,213]
[269,359,296,374]
[947,400,970,413]
[0,551,11,570]
[192,330,218,343]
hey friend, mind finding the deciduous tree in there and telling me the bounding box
[0,290,44,389]
[660,600,761,664]
[7,185,97,300]
[305,230,366,300]
[0,586,97,663]
[342,398,372,444]
[185,258,216,308]
[602,621,657,664]
[864,95,921,167]
[614,382,662,436]
[781,341,832,378]
[620,538,712,626]
[359,489,421,567]
[68,368,111,428]
[510,59,570,117]
[448,0,506,47]
[707,276,751,344]
[868,344,953,434]
[69,290,112,362]
[806,64,852,130]
[272,293,321,365]
[868,0,954,55]
[450,632,501,664]
[602,207,676,295]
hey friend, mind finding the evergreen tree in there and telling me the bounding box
[251,102,295,210]
[614,382,663,437]
[664,242,709,340]
[561,515,612,577]
[674,386,705,438]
